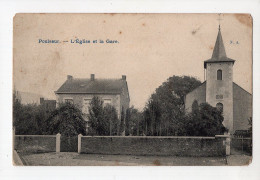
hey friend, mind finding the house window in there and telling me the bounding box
[83,99,92,114]
[64,98,73,104]
[103,99,112,106]
[216,103,223,112]
[217,69,222,80]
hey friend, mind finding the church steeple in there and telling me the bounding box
[211,27,227,60]
[204,24,235,133]
[204,25,235,69]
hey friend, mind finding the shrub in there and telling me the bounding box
[47,102,86,136]
[182,102,226,136]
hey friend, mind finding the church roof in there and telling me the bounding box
[204,27,235,68]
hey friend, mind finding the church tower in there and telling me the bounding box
[204,26,235,133]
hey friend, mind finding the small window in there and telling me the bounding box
[103,99,112,106]
[216,95,223,99]
[217,69,222,80]
[216,103,223,112]
[64,99,73,104]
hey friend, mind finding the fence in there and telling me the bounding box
[14,134,61,153]
[14,133,232,156]
[14,134,78,153]
[78,135,230,157]
[231,136,252,154]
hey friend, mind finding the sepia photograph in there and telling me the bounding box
[13,13,252,166]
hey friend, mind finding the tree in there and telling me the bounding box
[103,104,119,136]
[88,96,105,135]
[155,76,202,107]
[143,98,162,136]
[125,106,143,136]
[143,75,201,136]
[47,102,86,136]
[14,103,39,135]
[182,102,226,136]
[118,107,125,135]
[13,90,51,135]
[88,96,120,136]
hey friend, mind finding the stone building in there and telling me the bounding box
[55,74,130,131]
[184,26,252,134]
[40,97,56,112]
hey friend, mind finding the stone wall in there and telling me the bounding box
[14,135,56,153]
[80,136,226,157]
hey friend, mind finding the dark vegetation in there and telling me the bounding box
[13,75,228,137]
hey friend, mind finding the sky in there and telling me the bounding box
[13,13,252,110]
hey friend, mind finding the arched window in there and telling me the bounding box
[216,103,223,112]
[217,69,222,80]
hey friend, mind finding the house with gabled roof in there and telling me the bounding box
[55,74,130,130]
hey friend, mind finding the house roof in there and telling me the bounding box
[185,81,252,98]
[204,27,235,68]
[233,82,252,96]
[184,81,206,97]
[55,78,128,94]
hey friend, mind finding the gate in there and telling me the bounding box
[60,136,78,152]
[231,136,252,155]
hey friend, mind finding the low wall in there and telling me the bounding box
[14,135,57,153]
[80,136,226,157]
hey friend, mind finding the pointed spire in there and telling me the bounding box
[211,28,227,60]
[204,24,235,69]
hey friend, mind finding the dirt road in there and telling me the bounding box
[18,152,229,166]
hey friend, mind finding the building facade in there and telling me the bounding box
[55,74,130,131]
[40,97,56,112]
[185,27,252,134]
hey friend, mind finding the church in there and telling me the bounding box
[184,26,252,134]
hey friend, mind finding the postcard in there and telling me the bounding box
[13,13,252,166]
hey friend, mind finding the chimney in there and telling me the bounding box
[67,75,73,80]
[40,97,44,105]
[91,74,95,81]
[122,75,126,80]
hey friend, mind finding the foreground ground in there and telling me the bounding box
[15,152,250,166]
